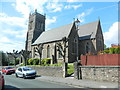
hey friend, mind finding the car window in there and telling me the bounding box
[5,67,14,69]
[23,68,32,71]
[18,68,22,72]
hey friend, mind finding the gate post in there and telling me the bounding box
[74,62,80,79]
[62,62,68,78]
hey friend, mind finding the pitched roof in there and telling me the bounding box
[32,23,74,45]
[78,20,99,40]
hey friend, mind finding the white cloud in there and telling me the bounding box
[65,4,82,10]
[65,0,119,2]
[0,37,11,43]
[15,0,49,18]
[46,2,63,12]
[103,22,119,47]
[77,8,93,22]
[0,12,27,52]
[46,16,57,30]
[66,0,76,2]
[0,41,25,53]
[0,13,27,28]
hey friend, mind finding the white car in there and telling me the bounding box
[15,66,36,79]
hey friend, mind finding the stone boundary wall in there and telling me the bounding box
[79,66,120,82]
[29,66,63,77]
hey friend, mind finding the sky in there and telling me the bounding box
[0,0,119,53]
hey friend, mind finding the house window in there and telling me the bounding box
[86,42,90,53]
[47,45,50,58]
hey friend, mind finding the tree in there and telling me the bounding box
[0,51,8,66]
[20,50,31,66]
[9,50,18,66]
[104,44,107,49]
[35,44,43,65]
[56,37,68,62]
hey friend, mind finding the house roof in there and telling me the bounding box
[32,23,74,45]
[78,20,99,40]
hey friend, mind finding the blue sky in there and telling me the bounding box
[0,0,119,52]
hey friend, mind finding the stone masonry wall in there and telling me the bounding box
[30,66,63,77]
[79,66,120,82]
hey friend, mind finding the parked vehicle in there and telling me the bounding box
[2,66,15,75]
[0,71,5,90]
[15,66,36,79]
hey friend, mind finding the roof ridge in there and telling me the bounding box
[45,22,74,32]
[80,20,99,27]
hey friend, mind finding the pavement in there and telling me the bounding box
[36,75,119,89]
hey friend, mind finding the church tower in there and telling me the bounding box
[25,9,45,52]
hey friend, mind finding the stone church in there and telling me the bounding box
[25,10,104,63]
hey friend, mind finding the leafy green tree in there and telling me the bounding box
[104,44,107,49]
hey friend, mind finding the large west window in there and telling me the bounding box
[86,42,91,53]
[58,48,62,58]
[47,45,50,58]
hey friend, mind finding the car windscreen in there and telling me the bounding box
[23,68,32,71]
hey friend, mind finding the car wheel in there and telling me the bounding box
[1,85,4,90]
[16,73,18,78]
[33,77,35,79]
[23,74,26,79]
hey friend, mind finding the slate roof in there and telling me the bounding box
[32,23,74,45]
[32,20,100,45]
[78,20,99,40]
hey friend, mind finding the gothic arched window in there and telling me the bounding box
[86,42,90,53]
[58,48,62,58]
[33,47,36,57]
[47,45,50,58]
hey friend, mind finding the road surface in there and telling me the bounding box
[4,74,75,89]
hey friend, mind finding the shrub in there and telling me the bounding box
[104,49,109,53]
[114,47,120,54]
[42,58,51,65]
[33,58,39,65]
[28,59,34,65]
[109,47,115,54]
